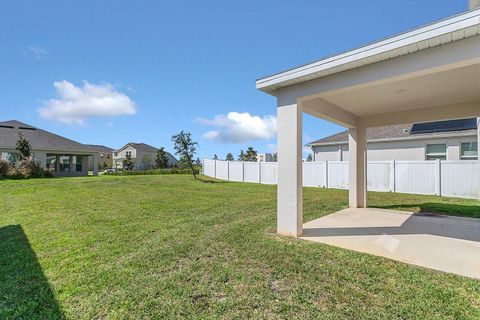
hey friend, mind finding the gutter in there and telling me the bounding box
[307,130,477,147]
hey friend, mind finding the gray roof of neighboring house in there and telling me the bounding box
[308,120,478,146]
[0,120,100,153]
[84,144,114,154]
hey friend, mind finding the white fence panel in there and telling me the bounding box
[328,161,348,189]
[244,162,260,183]
[395,161,436,195]
[228,161,244,182]
[303,162,326,187]
[215,160,229,180]
[441,161,479,198]
[202,159,478,199]
[203,159,216,177]
[367,161,391,192]
[261,162,278,184]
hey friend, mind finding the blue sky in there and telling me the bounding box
[0,0,467,159]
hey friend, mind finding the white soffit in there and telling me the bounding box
[256,9,480,94]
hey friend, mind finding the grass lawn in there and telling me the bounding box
[1,175,479,319]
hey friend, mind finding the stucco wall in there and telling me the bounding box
[312,135,477,161]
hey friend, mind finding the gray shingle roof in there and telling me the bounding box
[0,120,100,153]
[308,121,478,146]
[83,144,114,153]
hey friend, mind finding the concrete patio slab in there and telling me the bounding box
[301,208,480,279]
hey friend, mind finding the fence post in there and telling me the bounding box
[258,161,262,184]
[325,161,329,188]
[214,160,217,179]
[227,161,230,181]
[390,160,396,193]
[435,159,441,196]
[242,161,245,182]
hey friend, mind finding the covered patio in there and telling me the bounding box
[256,8,480,276]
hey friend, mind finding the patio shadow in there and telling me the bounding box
[371,202,480,219]
[303,211,480,242]
[0,225,65,319]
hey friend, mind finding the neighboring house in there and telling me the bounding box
[308,118,478,161]
[0,120,100,176]
[112,142,177,170]
[84,144,114,170]
[258,153,277,162]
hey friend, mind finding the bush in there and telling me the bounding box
[0,159,12,179]
[1,159,51,180]
[104,167,200,176]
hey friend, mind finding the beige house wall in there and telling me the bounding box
[312,135,477,161]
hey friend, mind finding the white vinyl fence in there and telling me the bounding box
[203,159,479,199]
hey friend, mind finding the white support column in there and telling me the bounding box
[92,154,99,176]
[477,117,480,200]
[277,103,303,237]
[348,126,367,208]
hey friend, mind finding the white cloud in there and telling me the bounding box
[197,112,276,143]
[26,45,47,61]
[38,80,137,125]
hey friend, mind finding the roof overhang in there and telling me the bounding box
[257,9,480,95]
[307,130,477,147]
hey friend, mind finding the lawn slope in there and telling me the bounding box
[0,175,479,319]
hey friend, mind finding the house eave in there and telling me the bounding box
[256,8,480,95]
[307,130,477,147]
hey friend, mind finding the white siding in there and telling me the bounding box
[312,135,477,162]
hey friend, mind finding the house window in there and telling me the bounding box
[426,144,447,160]
[72,156,83,172]
[126,151,132,157]
[1,152,17,165]
[114,152,118,157]
[46,155,57,171]
[460,142,478,160]
[59,155,70,172]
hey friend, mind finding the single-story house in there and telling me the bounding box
[85,144,114,170]
[0,120,100,176]
[113,142,177,170]
[308,118,478,161]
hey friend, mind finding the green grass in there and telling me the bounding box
[0,175,479,319]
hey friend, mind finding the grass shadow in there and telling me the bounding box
[0,225,65,319]
[371,202,480,219]
[196,175,228,184]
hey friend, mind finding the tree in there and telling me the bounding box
[226,153,234,161]
[213,154,218,160]
[171,131,199,179]
[16,132,32,161]
[245,147,257,162]
[155,147,170,169]
[141,154,154,170]
[123,153,134,170]
[238,150,245,161]
[306,154,313,162]
[195,158,202,165]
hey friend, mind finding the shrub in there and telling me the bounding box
[104,167,200,176]
[5,159,49,179]
[0,159,12,179]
